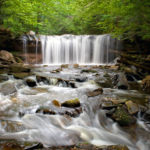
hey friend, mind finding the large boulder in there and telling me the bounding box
[25,78,37,87]
[75,76,87,82]
[111,106,136,126]
[113,73,129,90]
[9,64,31,73]
[12,73,30,79]
[0,50,16,64]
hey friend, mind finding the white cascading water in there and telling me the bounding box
[22,37,28,64]
[40,34,120,65]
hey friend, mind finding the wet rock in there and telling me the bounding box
[15,57,23,64]
[61,64,68,68]
[109,65,119,70]
[101,101,117,110]
[51,68,62,73]
[69,81,77,88]
[25,78,37,87]
[36,105,82,117]
[111,99,126,105]
[63,107,82,117]
[125,100,139,115]
[13,73,30,79]
[0,82,17,95]
[96,78,113,88]
[61,98,80,108]
[142,75,150,93]
[111,106,136,126]
[36,75,49,84]
[9,64,31,73]
[75,76,87,82]
[0,74,9,83]
[87,88,103,97]
[113,73,129,90]
[73,64,79,68]
[81,69,97,73]
[36,108,56,115]
[103,73,110,78]
[101,98,126,110]
[52,100,61,107]
[2,142,23,150]
[0,50,16,64]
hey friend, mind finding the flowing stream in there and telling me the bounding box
[0,66,150,150]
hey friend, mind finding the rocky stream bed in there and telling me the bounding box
[0,51,150,150]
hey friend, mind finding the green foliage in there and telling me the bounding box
[0,0,150,41]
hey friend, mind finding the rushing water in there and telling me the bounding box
[22,36,28,64]
[22,34,121,65]
[40,35,120,65]
[0,66,150,150]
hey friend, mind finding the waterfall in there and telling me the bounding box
[35,36,39,64]
[40,34,120,65]
[22,37,28,64]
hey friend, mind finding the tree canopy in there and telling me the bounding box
[0,0,150,41]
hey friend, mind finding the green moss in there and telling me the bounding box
[12,73,30,79]
[112,106,136,126]
[61,98,80,108]
[81,69,97,73]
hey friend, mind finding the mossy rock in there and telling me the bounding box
[12,73,30,79]
[15,57,23,63]
[81,69,97,73]
[61,98,80,108]
[61,64,69,68]
[112,106,136,126]
[9,65,31,73]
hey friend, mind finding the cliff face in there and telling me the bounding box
[0,29,42,64]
